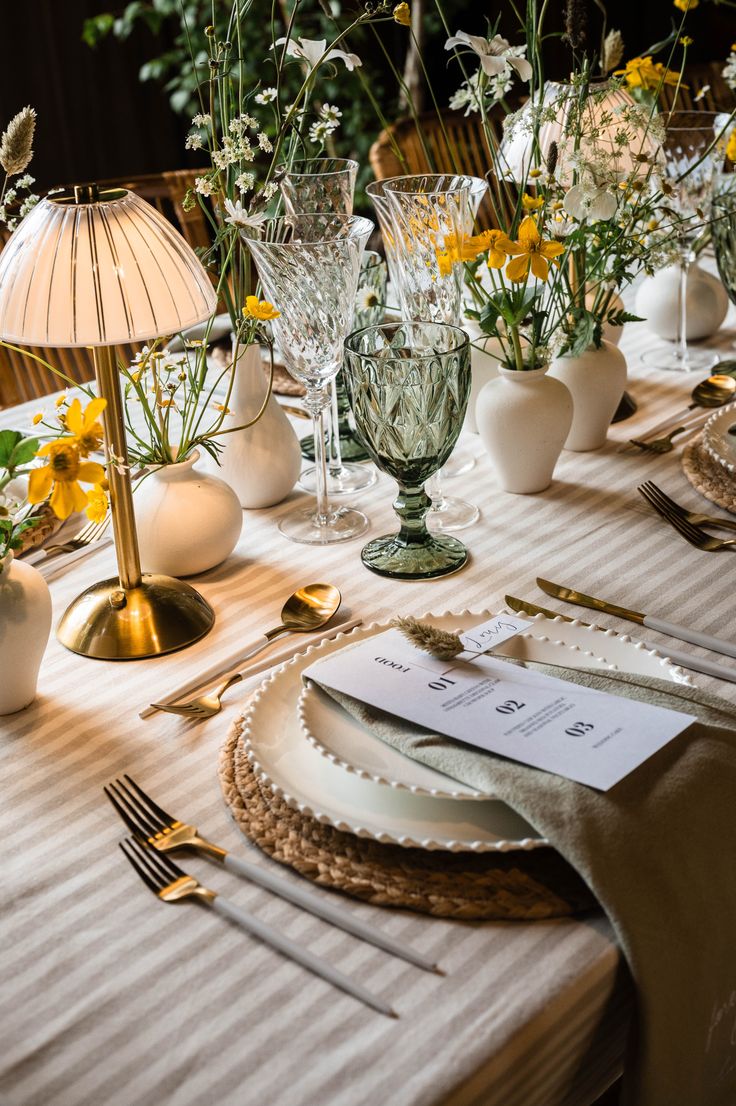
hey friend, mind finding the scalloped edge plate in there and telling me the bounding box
[240,609,691,853]
[702,402,736,476]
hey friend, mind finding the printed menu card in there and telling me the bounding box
[303,627,695,790]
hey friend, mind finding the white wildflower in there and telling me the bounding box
[257,132,273,152]
[223,197,269,229]
[255,87,278,105]
[262,182,278,200]
[192,112,211,128]
[444,30,532,81]
[563,183,618,223]
[693,85,711,103]
[273,36,362,72]
[195,176,216,196]
[723,49,736,92]
[309,120,332,144]
[19,194,38,217]
[320,103,342,124]
[235,171,256,193]
[185,132,204,151]
[16,173,34,189]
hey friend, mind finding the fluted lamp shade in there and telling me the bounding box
[0,189,217,346]
[499,82,662,184]
[0,185,218,660]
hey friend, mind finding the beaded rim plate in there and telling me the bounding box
[240,611,690,853]
[296,609,692,803]
[702,402,736,476]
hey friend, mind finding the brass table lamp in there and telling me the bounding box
[0,184,219,659]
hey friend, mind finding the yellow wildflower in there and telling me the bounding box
[27,440,106,520]
[55,393,67,408]
[85,485,108,524]
[393,2,411,26]
[503,217,565,282]
[680,35,693,46]
[615,56,683,91]
[32,412,44,425]
[243,295,280,321]
[529,168,542,178]
[486,229,514,269]
[522,193,544,211]
[435,229,511,276]
[727,130,736,163]
[674,0,698,9]
[64,396,106,457]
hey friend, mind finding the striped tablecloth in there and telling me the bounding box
[2,306,735,1106]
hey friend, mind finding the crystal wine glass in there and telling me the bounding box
[711,173,736,358]
[380,174,484,528]
[343,321,471,579]
[642,112,721,373]
[279,157,375,495]
[244,213,373,544]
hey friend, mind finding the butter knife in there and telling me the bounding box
[506,595,736,684]
[536,578,736,661]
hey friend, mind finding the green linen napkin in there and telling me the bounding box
[310,661,736,1106]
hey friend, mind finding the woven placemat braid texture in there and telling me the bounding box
[682,438,736,515]
[219,716,596,921]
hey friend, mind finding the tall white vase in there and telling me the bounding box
[549,340,627,452]
[635,262,729,341]
[476,366,573,494]
[135,450,243,577]
[212,343,302,508]
[0,553,52,715]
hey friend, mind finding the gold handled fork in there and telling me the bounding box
[150,671,247,720]
[638,485,736,551]
[33,513,111,558]
[119,836,397,1016]
[628,426,690,454]
[639,481,736,532]
[105,775,440,973]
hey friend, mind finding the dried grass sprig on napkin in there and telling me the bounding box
[392,616,464,661]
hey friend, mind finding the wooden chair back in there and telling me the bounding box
[0,170,212,408]
[658,62,735,115]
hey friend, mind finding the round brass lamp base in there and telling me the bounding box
[56,574,215,660]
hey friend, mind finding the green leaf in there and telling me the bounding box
[478,301,501,335]
[0,430,23,469]
[560,309,598,357]
[81,13,115,47]
[8,436,39,469]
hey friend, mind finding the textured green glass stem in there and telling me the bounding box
[393,483,433,547]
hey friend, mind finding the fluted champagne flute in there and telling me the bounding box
[244,213,372,544]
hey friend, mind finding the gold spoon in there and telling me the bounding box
[148,583,342,720]
[623,370,736,452]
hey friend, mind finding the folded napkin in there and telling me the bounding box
[311,662,736,1106]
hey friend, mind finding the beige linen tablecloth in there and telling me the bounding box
[2,311,736,1106]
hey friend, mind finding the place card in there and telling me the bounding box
[303,628,695,790]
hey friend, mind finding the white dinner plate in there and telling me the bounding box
[166,312,232,352]
[702,403,736,477]
[240,611,690,853]
[296,610,691,803]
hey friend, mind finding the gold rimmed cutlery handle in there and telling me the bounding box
[210,895,397,1017]
[222,852,440,974]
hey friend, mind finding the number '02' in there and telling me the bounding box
[428,676,457,691]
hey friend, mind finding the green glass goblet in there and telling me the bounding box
[343,321,471,579]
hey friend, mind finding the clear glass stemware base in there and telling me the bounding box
[299,462,377,495]
[640,346,720,373]
[278,503,369,545]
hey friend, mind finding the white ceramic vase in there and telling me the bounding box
[635,262,729,341]
[549,340,627,452]
[462,321,532,434]
[134,450,243,577]
[210,343,302,509]
[0,553,52,715]
[476,366,573,493]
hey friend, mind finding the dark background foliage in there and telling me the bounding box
[1,0,733,194]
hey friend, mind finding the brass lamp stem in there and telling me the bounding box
[93,345,142,590]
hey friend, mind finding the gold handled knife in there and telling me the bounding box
[505,593,736,684]
[535,578,736,662]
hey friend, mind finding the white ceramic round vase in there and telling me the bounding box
[210,343,302,508]
[635,262,729,341]
[0,553,52,715]
[462,320,501,434]
[475,366,573,494]
[549,340,627,452]
[134,450,243,577]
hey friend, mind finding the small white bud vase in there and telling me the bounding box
[134,450,243,577]
[0,552,52,715]
[462,320,500,434]
[635,262,729,341]
[210,343,302,508]
[476,366,573,494]
[549,340,627,452]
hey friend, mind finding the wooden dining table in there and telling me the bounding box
[2,303,735,1106]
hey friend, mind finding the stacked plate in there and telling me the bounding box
[702,402,736,479]
[240,610,691,854]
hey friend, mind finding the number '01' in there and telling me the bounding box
[428,676,456,691]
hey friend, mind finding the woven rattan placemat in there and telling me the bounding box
[682,438,736,515]
[218,716,596,921]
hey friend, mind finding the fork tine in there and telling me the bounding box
[120,839,163,894]
[122,774,176,829]
[109,779,162,835]
[641,482,688,521]
[104,784,144,836]
[136,839,188,882]
[638,487,705,546]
